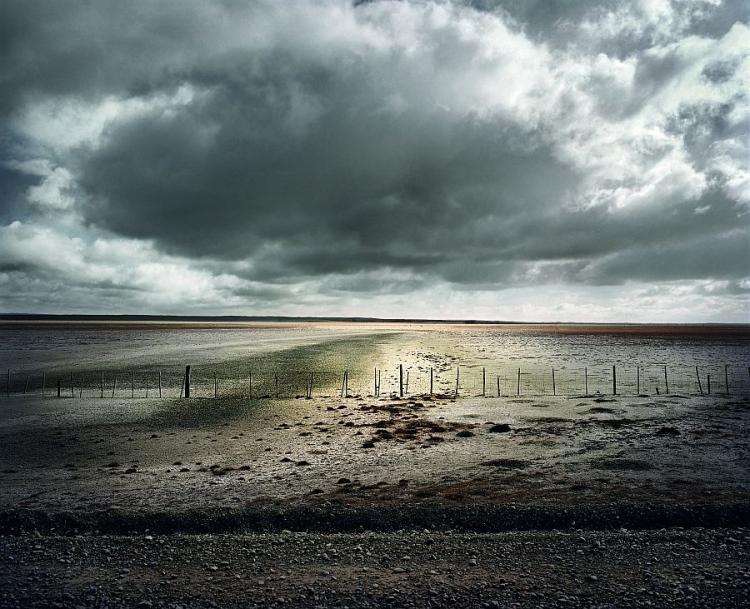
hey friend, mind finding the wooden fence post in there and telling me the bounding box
[455,366,460,397]
[112,375,117,398]
[399,364,404,397]
[707,374,711,395]
[724,364,729,395]
[695,366,703,394]
[131,371,134,398]
[496,375,500,397]
[482,367,486,397]
[612,365,617,396]
[664,365,669,394]
[516,368,521,396]
[584,367,588,396]
[184,365,191,398]
[430,368,433,396]
[552,368,556,396]
[158,370,162,398]
[57,379,61,398]
[636,366,640,395]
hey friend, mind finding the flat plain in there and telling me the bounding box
[1,321,749,608]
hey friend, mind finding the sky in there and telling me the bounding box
[0,0,748,322]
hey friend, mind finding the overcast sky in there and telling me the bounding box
[0,0,748,321]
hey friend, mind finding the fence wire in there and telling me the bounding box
[2,362,749,399]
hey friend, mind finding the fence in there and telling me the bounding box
[3,362,750,400]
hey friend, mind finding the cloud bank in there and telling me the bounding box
[1,0,748,321]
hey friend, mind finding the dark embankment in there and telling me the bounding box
[2,502,748,535]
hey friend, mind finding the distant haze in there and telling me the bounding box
[0,0,748,322]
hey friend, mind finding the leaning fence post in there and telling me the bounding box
[695,366,703,395]
[664,365,669,394]
[112,375,117,398]
[24,376,29,395]
[184,365,191,398]
[341,371,346,398]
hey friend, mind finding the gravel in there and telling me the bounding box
[1,527,748,608]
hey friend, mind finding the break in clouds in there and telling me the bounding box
[0,0,748,321]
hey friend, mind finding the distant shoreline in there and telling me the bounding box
[0,313,748,326]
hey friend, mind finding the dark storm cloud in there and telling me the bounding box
[0,0,748,318]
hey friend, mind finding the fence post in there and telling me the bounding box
[695,366,703,395]
[399,364,404,397]
[455,366,460,397]
[158,370,162,398]
[249,369,252,399]
[405,370,409,394]
[430,367,433,396]
[482,367,486,396]
[131,371,134,398]
[552,368,556,396]
[184,365,191,398]
[57,379,61,398]
[636,366,640,395]
[112,375,117,398]
[707,374,711,395]
[724,364,729,395]
[516,368,521,396]
[664,365,669,394]
[584,367,588,396]
[612,365,617,396]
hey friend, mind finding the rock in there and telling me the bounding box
[456,430,475,438]
[295,460,310,466]
[362,441,376,448]
[488,424,512,433]
[656,426,680,436]
[336,478,351,484]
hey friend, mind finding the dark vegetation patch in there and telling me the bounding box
[480,459,531,469]
[1,503,747,535]
[593,458,654,471]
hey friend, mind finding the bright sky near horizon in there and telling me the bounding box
[0,0,748,322]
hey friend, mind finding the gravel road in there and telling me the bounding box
[1,527,748,608]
